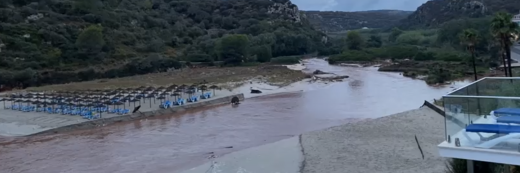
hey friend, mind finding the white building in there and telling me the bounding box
[438,77,520,172]
[514,13,520,26]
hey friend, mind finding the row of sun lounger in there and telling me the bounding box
[160,93,212,109]
[464,108,520,149]
[7,105,130,120]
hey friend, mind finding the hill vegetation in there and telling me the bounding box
[324,15,506,84]
[304,10,412,32]
[0,0,326,88]
[399,0,520,29]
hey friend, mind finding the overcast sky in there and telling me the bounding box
[291,0,429,11]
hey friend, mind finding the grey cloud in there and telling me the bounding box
[292,0,429,11]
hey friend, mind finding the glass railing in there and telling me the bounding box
[444,78,520,152]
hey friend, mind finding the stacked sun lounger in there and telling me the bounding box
[201,92,212,99]
[464,108,520,148]
[177,98,186,105]
[188,96,199,102]
[160,100,174,109]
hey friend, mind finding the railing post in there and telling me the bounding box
[467,160,474,173]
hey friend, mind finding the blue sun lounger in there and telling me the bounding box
[494,108,520,116]
[497,116,520,124]
[465,124,520,148]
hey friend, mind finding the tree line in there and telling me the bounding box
[0,0,327,89]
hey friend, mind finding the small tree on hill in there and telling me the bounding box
[367,35,382,48]
[216,34,249,65]
[346,31,364,50]
[388,27,403,43]
[76,25,105,53]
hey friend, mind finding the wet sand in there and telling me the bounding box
[0,59,468,173]
[300,107,446,173]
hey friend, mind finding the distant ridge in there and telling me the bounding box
[304,10,412,32]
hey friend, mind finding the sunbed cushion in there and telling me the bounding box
[497,116,520,124]
[494,108,520,116]
[466,124,520,134]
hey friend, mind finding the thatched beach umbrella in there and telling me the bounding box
[199,85,208,94]
[209,85,219,96]
[0,98,5,109]
[144,94,155,108]
[114,101,125,110]
[185,90,195,98]
[129,98,140,108]
[156,96,166,103]
[170,93,180,100]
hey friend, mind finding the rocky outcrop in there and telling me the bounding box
[268,1,303,23]
[399,0,520,29]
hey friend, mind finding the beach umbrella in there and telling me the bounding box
[157,86,166,90]
[129,98,140,107]
[144,94,155,108]
[185,90,195,98]
[170,93,181,101]
[31,100,41,105]
[0,98,5,109]
[119,97,128,106]
[199,85,208,94]
[113,101,124,110]
[209,85,219,96]
[156,96,166,103]
[124,95,133,100]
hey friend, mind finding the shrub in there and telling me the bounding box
[270,55,301,64]
[396,31,424,45]
[414,51,436,61]
[328,50,373,64]
[445,159,466,173]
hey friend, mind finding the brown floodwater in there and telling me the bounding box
[0,59,469,173]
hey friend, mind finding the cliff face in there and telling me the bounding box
[399,0,520,29]
[304,10,413,32]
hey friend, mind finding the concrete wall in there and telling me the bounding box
[32,94,245,136]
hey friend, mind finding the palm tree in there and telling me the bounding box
[491,12,520,77]
[460,29,479,81]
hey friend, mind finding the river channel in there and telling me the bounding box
[0,59,469,173]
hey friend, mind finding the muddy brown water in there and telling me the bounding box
[0,59,469,173]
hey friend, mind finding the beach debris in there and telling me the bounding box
[250,87,262,94]
[312,70,330,75]
[231,96,240,105]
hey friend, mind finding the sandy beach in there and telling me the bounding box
[184,106,447,173]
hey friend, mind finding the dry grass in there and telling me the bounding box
[25,65,306,92]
